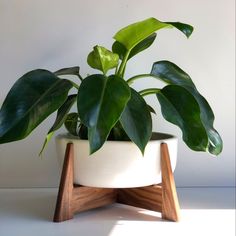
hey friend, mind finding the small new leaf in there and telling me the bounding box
[87,45,119,74]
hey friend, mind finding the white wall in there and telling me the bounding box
[0,0,235,187]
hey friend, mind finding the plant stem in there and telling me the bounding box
[117,50,130,77]
[115,64,119,74]
[77,74,83,82]
[127,74,154,85]
[139,88,160,96]
[71,81,80,90]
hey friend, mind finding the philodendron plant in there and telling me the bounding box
[0,17,223,156]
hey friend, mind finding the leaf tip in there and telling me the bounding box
[185,25,194,38]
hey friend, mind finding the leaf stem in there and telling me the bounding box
[115,64,119,74]
[77,74,84,82]
[71,81,80,90]
[127,74,154,85]
[117,50,130,77]
[139,88,160,96]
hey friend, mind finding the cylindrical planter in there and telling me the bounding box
[56,132,178,188]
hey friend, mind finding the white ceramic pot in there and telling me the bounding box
[56,132,178,188]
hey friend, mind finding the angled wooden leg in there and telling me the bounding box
[54,143,74,222]
[161,143,180,221]
[117,142,180,222]
[53,143,117,222]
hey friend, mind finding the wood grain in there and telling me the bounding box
[117,185,162,212]
[161,143,180,221]
[53,143,74,222]
[72,186,117,213]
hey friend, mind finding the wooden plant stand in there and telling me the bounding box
[53,143,180,222]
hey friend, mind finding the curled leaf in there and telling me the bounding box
[87,45,119,74]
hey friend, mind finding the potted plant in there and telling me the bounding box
[0,17,223,188]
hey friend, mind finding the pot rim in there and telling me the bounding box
[56,132,177,143]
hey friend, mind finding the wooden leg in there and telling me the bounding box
[161,143,180,221]
[117,143,180,222]
[53,143,74,222]
[53,143,117,222]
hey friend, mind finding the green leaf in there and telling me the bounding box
[0,69,73,144]
[151,61,223,155]
[54,66,80,77]
[120,88,152,154]
[39,95,77,155]
[112,33,157,60]
[151,60,195,87]
[108,121,130,141]
[49,95,77,134]
[157,85,208,152]
[165,22,193,38]
[64,112,80,136]
[78,124,88,139]
[54,66,83,82]
[87,45,119,74]
[77,74,131,153]
[114,17,193,51]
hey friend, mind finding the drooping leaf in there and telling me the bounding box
[165,22,193,38]
[157,85,209,152]
[64,112,80,136]
[151,60,195,87]
[114,17,193,51]
[48,95,77,134]
[54,66,80,77]
[151,61,223,155]
[39,95,77,155]
[0,69,73,144]
[87,45,119,74]
[120,88,152,154]
[112,33,157,60]
[77,74,131,153]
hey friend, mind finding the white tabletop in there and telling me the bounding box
[0,187,235,236]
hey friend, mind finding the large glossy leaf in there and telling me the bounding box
[77,74,131,153]
[151,61,223,155]
[0,69,73,144]
[39,95,77,155]
[120,88,152,154]
[114,17,193,51]
[112,33,157,60]
[151,60,195,87]
[87,45,119,74]
[157,85,208,152]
